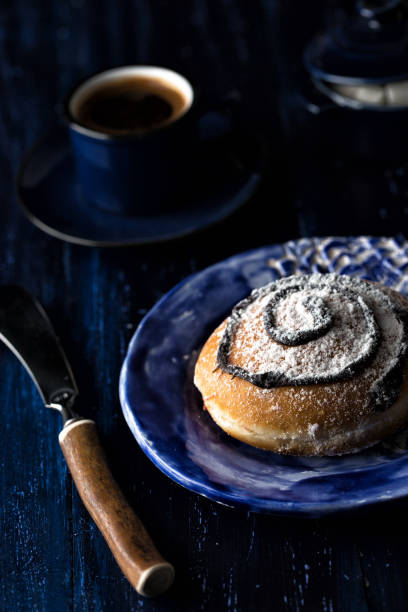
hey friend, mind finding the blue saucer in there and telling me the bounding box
[120,236,408,516]
[17,124,262,246]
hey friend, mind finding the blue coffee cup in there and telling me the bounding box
[65,66,224,216]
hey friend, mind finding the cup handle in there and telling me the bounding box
[196,91,241,142]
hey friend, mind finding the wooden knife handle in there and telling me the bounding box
[59,419,174,597]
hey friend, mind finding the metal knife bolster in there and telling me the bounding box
[47,390,79,424]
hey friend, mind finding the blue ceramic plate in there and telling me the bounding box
[120,236,408,516]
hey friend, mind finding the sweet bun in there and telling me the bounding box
[193,273,408,455]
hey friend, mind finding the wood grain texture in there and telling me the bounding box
[0,1,408,611]
[59,419,174,597]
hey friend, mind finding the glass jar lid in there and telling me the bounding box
[304,1,408,85]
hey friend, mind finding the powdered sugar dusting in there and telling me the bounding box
[233,286,376,380]
[217,273,408,411]
[276,292,318,331]
[308,423,319,437]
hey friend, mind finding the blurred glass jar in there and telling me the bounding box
[286,1,408,235]
[301,0,408,163]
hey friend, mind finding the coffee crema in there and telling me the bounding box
[74,76,188,135]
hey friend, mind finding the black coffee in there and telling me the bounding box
[75,76,188,135]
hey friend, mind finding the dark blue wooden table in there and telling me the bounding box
[2,2,408,611]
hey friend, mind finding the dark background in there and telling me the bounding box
[1,1,408,611]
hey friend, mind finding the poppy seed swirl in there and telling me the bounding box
[217,274,408,410]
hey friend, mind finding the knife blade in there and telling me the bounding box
[0,285,78,414]
[0,285,174,597]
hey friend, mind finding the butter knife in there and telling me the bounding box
[0,285,174,597]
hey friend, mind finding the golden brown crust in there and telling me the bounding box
[193,282,408,456]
